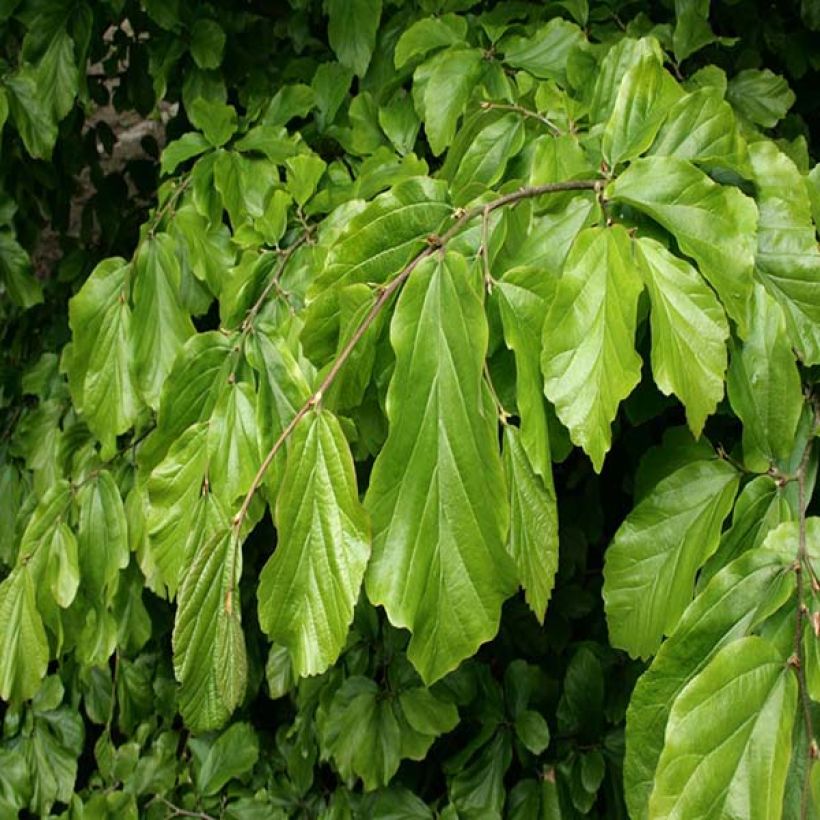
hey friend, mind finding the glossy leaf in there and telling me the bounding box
[415,49,484,156]
[749,139,820,364]
[503,426,558,624]
[608,155,757,333]
[649,636,796,818]
[727,68,795,128]
[637,236,729,436]
[648,87,750,175]
[365,251,517,684]
[603,458,739,658]
[131,235,195,409]
[68,258,140,452]
[258,409,370,677]
[327,0,381,77]
[173,529,246,731]
[541,226,643,472]
[0,567,49,702]
[602,51,681,167]
[624,547,794,819]
[727,286,803,472]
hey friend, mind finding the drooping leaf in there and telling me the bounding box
[0,231,41,308]
[602,51,681,168]
[365,251,517,684]
[648,87,750,176]
[0,566,48,702]
[727,68,795,128]
[257,409,370,677]
[649,636,796,818]
[608,155,758,333]
[414,49,484,156]
[327,0,382,78]
[173,528,246,731]
[673,0,717,62]
[206,380,260,504]
[147,422,213,598]
[749,139,820,364]
[603,458,739,658]
[699,475,792,585]
[190,722,259,796]
[68,258,140,452]
[394,15,467,69]
[624,546,794,819]
[541,226,644,472]
[500,18,584,84]
[76,471,129,606]
[727,286,803,472]
[320,676,401,790]
[502,426,558,624]
[637,236,729,436]
[131,234,195,409]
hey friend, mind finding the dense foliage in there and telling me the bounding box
[1,0,819,817]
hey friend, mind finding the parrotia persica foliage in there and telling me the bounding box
[0,0,818,816]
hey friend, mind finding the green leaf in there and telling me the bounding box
[608,156,758,333]
[365,251,517,684]
[378,91,420,156]
[673,0,716,62]
[161,132,211,175]
[415,48,484,156]
[399,687,459,737]
[541,226,644,472]
[637,236,729,436]
[701,478,792,587]
[68,258,140,452]
[189,98,237,147]
[35,30,78,121]
[451,113,525,203]
[603,458,739,658]
[0,230,42,308]
[624,546,795,819]
[602,51,682,167]
[147,422,220,598]
[449,732,512,817]
[6,67,57,159]
[312,62,353,130]
[189,19,225,70]
[502,426,558,624]
[727,286,803,472]
[262,83,315,127]
[191,722,259,796]
[727,68,795,128]
[131,235,195,409]
[647,87,750,175]
[321,676,401,790]
[258,409,370,677]
[327,0,382,77]
[23,700,84,815]
[285,154,327,207]
[0,567,49,702]
[246,330,312,497]
[173,529,247,731]
[206,380,260,504]
[76,471,129,606]
[46,523,79,609]
[394,15,467,69]
[649,636,796,818]
[749,140,820,364]
[514,710,550,755]
[589,37,663,125]
[500,18,584,83]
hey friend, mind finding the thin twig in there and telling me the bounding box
[151,795,216,820]
[148,176,192,237]
[231,178,601,534]
[480,101,562,135]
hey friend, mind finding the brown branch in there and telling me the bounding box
[231,178,601,534]
[794,402,819,820]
